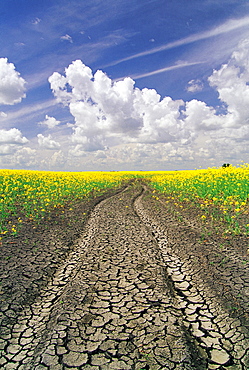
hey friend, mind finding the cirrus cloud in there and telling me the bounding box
[60,34,73,43]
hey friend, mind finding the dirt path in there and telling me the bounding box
[0,183,248,369]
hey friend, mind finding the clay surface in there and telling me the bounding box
[0,183,248,369]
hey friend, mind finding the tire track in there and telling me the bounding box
[1,186,136,369]
[134,187,249,370]
[0,185,196,369]
[0,183,248,369]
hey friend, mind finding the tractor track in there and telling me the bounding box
[134,187,249,370]
[0,183,248,369]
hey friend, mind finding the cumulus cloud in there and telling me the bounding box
[49,150,66,169]
[38,115,60,128]
[0,145,17,155]
[209,38,249,127]
[0,58,26,105]
[183,38,249,145]
[45,38,249,168]
[184,100,220,131]
[0,128,28,144]
[37,134,61,149]
[69,144,87,157]
[12,147,37,167]
[190,37,249,152]
[49,60,187,151]
[186,79,204,93]
[0,128,28,155]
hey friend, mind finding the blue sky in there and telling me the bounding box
[1,0,249,170]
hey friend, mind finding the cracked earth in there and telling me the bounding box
[0,182,248,369]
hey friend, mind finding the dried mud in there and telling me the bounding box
[0,182,248,369]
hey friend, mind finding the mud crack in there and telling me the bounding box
[0,183,248,369]
[134,187,249,370]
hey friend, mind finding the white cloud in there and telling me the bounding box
[27,38,248,169]
[48,47,249,158]
[0,112,7,118]
[209,38,249,127]
[38,114,60,128]
[0,58,26,105]
[95,150,107,159]
[0,128,28,144]
[184,99,220,131]
[69,144,87,157]
[181,38,249,146]
[37,134,61,149]
[0,128,28,156]
[0,145,18,155]
[49,60,187,151]
[49,151,66,169]
[12,147,37,167]
[186,79,204,93]
[60,34,73,43]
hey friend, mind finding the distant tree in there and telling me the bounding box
[222,163,230,168]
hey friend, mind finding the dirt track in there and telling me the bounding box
[0,183,248,369]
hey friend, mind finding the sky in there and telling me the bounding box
[1,0,249,171]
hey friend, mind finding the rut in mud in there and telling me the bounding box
[0,183,248,369]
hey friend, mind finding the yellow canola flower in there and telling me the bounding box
[1,165,249,235]
[0,169,144,233]
[147,164,249,234]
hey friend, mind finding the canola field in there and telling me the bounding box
[1,165,249,237]
[149,164,249,235]
[0,170,136,236]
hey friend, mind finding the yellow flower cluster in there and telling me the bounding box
[1,165,248,236]
[148,164,249,234]
[0,170,138,235]
[150,165,249,207]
